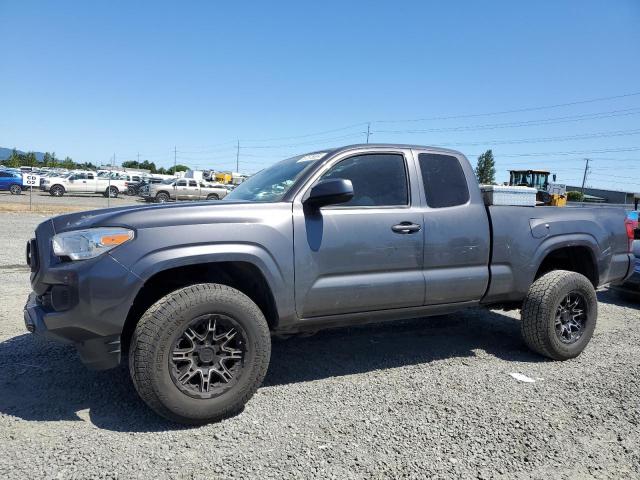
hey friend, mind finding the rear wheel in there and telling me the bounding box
[521,270,597,360]
[105,186,119,198]
[129,284,271,424]
[49,185,65,197]
[9,184,22,195]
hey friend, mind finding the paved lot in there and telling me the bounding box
[0,211,638,479]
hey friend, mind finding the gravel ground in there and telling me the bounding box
[0,212,639,479]
[0,189,140,210]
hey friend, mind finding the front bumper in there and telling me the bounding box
[25,220,144,370]
[24,292,123,370]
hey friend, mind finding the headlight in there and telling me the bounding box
[52,227,134,260]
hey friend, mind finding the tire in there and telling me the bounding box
[129,283,271,424]
[9,184,22,195]
[49,185,65,197]
[539,191,552,205]
[521,270,597,360]
[206,194,220,200]
[105,186,119,198]
[156,192,170,203]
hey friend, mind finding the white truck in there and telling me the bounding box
[148,178,229,202]
[44,172,128,197]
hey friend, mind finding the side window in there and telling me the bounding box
[0,172,7,177]
[189,180,198,187]
[418,153,469,208]
[176,179,187,187]
[320,154,408,207]
[87,173,94,180]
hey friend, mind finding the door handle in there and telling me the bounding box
[391,222,422,234]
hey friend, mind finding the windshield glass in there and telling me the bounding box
[225,152,327,202]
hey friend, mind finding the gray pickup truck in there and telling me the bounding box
[24,144,635,424]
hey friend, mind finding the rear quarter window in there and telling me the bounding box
[418,153,469,208]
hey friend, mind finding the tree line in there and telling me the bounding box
[2,149,189,175]
[2,148,97,170]
[121,160,188,175]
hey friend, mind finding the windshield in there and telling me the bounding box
[225,152,327,202]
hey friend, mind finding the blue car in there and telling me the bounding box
[0,170,24,194]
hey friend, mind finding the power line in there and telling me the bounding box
[469,146,640,158]
[241,132,366,149]
[373,108,640,134]
[426,128,640,148]
[240,122,369,143]
[374,91,640,124]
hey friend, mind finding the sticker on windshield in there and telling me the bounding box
[297,153,327,163]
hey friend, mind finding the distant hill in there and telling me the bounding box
[0,147,45,162]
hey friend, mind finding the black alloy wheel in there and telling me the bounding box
[555,292,587,344]
[169,314,246,399]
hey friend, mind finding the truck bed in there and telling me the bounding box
[483,205,632,304]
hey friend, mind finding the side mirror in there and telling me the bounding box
[304,178,354,208]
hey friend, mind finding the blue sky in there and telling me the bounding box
[1,1,639,191]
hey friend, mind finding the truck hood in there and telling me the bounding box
[50,200,286,233]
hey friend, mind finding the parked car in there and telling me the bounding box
[611,240,640,298]
[128,177,165,196]
[138,178,173,198]
[611,213,639,299]
[43,172,128,197]
[0,170,24,194]
[24,144,635,424]
[147,178,228,202]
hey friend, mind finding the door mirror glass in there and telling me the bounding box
[305,178,354,208]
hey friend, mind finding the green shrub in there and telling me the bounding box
[567,191,584,202]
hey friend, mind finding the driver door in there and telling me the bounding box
[175,179,188,200]
[293,149,425,318]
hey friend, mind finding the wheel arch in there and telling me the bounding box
[121,254,283,352]
[533,239,599,287]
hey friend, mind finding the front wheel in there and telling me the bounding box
[521,270,597,360]
[206,194,220,200]
[155,192,170,203]
[50,185,65,197]
[9,184,22,195]
[129,284,271,424]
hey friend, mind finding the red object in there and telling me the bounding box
[624,218,636,252]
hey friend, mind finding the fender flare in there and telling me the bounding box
[526,233,601,288]
[128,242,289,317]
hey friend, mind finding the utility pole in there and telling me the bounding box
[174,146,177,174]
[366,123,371,144]
[137,152,140,164]
[236,140,240,172]
[107,153,115,208]
[580,158,590,198]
